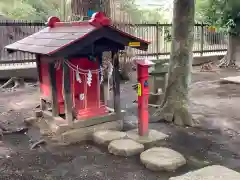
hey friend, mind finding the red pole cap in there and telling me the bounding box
[47,16,61,28]
[135,59,155,67]
[89,12,111,26]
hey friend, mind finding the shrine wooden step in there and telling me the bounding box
[75,105,109,120]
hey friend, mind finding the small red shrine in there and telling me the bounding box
[5,12,150,129]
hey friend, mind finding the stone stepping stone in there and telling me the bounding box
[220,76,240,84]
[126,129,168,145]
[108,139,144,157]
[169,165,240,180]
[93,130,126,145]
[140,147,186,171]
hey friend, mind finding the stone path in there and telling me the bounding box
[170,165,240,180]
[140,147,186,172]
[220,76,240,84]
[93,129,186,171]
[93,130,126,146]
[92,129,240,179]
[108,139,144,157]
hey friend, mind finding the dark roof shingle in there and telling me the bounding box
[5,12,150,56]
[5,23,97,55]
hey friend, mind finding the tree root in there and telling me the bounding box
[218,56,230,68]
[153,101,195,127]
[0,78,15,89]
[30,139,46,150]
[200,62,214,72]
[0,77,25,89]
[218,54,239,69]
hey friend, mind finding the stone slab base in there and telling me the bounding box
[41,110,124,135]
[170,165,240,180]
[126,129,168,148]
[56,120,123,145]
[35,110,123,145]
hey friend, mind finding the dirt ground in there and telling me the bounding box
[1,66,240,180]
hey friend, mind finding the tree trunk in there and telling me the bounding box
[119,48,135,81]
[153,0,195,126]
[69,0,111,20]
[219,34,240,68]
[71,0,100,20]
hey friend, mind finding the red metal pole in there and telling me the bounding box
[138,78,149,136]
[136,59,154,136]
[137,64,149,136]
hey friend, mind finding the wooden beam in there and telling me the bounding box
[98,53,105,103]
[36,55,46,111]
[48,62,59,116]
[112,51,121,120]
[63,60,73,125]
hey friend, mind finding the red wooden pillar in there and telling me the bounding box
[36,55,46,111]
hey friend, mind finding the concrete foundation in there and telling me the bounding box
[36,110,124,145]
[59,120,123,145]
[0,62,37,80]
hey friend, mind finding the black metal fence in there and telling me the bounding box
[115,23,227,58]
[0,21,45,64]
[0,21,228,65]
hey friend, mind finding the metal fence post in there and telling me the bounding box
[61,0,66,21]
[200,23,204,56]
[0,21,228,63]
[156,22,159,59]
[0,21,45,64]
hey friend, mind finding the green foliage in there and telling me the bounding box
[1,0,167,23]
[0,0,61,21]
[121,0,168,23]
[196,0,240,35]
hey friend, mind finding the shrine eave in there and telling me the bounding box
[5,12,150,57]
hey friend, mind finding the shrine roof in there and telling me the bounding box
[5,12,150,56]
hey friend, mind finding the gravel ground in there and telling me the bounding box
[0,66,240,179]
